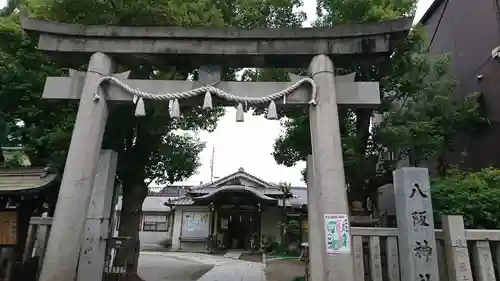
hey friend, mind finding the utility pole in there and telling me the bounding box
[209,147,215,182]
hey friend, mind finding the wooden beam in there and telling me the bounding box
[42,72,380,107]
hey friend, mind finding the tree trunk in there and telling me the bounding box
[115,183,147,274]
[437,153,449,176]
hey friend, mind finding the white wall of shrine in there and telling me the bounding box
[113,195,175,247]
[169,205,282,251]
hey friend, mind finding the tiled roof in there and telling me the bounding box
[154,185,188,197]
[155,168,308,208]
[116,195,180,211]
[164,186,308,207]
[195,185,277,202]
[0,168,57,193]
[165,196,194,206]
[189,168,276,193]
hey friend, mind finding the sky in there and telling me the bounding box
[0,0,435,187]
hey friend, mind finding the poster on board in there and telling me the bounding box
[182,212,210,238]
[324,214,351,254]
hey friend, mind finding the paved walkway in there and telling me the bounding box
[138,252,265,281]
[223,250,243,260]
[138,252,213,281]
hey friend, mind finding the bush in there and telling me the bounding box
[431,168,500,229]
[261,235,280,254]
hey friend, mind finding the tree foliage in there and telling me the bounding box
[0,0,22,16]
[315,0,415,25]
[268,0,488,207]
[0,13,72,168]
[432,168,500,229]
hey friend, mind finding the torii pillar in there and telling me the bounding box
[309,54,356,281]
[37,53,120,281]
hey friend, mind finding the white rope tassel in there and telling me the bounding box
[170,99,181,118]
[134,96,146,117]
[93,92,101,102]
[203,91,213,109]
[236,103,244,122]
[266,100,278,120]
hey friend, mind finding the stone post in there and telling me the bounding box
[306,155,324,281]
[77,150,118,281]
[393,168,439,281]
[39,52,115,281]
[308,54,354,281]
[442,215,473,281]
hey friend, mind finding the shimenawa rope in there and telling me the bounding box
[93,75,317,120]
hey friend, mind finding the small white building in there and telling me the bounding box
[114,168,309,250]
[113,168,389,251]
[165,168,308,251]
[114,185,186,246]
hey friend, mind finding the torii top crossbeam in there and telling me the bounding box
[21,17,412,68]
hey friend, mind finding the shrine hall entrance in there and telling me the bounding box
[217,209,260,250]
[195,186,275,250]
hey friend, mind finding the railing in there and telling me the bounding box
[24,216,138,281]
[348,225,500,281]
[25,215,500,281]
[22,216,52,277]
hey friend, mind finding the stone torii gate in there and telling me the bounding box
[21,17,411,281]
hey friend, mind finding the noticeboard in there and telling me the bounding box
[0,211,17,246]
[181,211,210,238]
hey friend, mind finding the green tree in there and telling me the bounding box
[432,168,500,229]
[0,117,6,164]
[266,0,488,211]
[2,0,306,274]
[0,13,73,168]
[277,181,292,246]
[0,0,22,16]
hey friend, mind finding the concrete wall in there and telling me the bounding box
[139,231,169,246]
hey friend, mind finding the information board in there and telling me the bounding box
[0,211,17,246]
[181,211,210,238]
